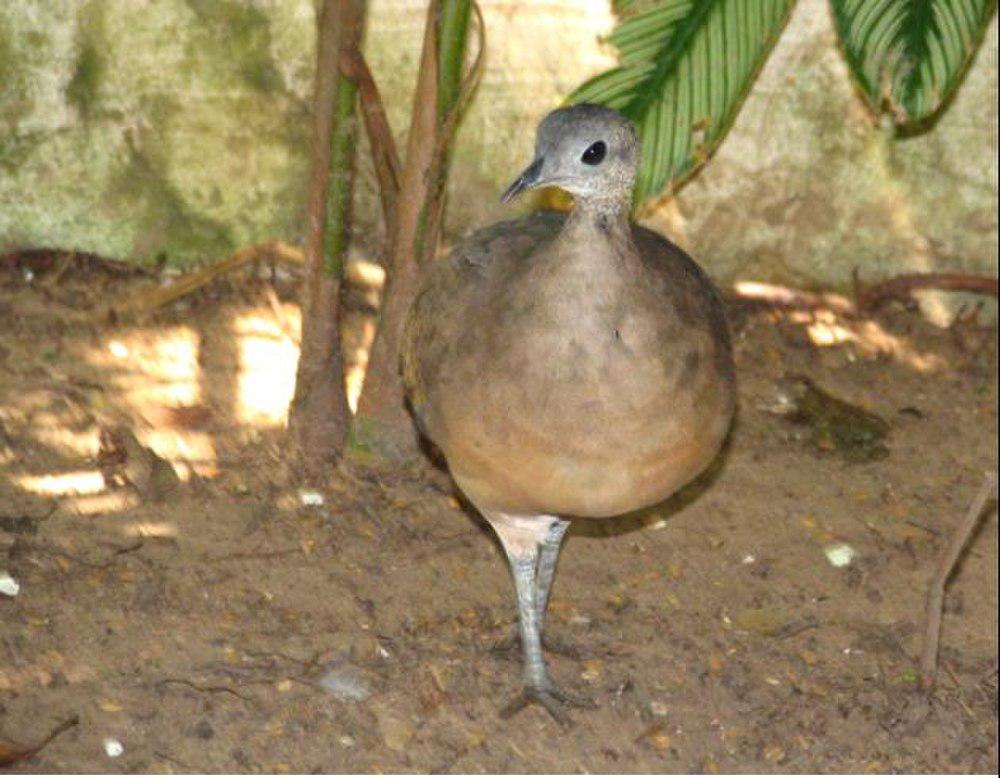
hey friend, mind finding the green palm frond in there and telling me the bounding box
[569,0,796,205]
[831,0,996,127]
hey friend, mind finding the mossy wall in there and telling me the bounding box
[0,0,996,300]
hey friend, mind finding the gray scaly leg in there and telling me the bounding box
[535,518,570,629]
[492,518,582,659]
[490,516,595,726]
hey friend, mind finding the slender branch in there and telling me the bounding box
[352,0,480,444]
[0,715,79,767]
[855,271,998,313]
[341,48,401,237]
[105,241,302,320]
[919,471,997,690]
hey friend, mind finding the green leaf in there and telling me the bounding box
[569,0,796,205]
[831,0,996,127]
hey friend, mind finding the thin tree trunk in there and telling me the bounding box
[288,0,365,478]
[353,0,472,458]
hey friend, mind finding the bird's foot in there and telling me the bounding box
[491,628,584,661]
[499,681,597,728]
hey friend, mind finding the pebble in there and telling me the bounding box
[824,542,857,567]
[0,571,19,597]
[103,737,124,758]
[298,489,325,507]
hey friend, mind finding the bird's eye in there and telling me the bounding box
[581,141,607,166]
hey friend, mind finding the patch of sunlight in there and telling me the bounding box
[853,319,946,372]
[345,317,377,414]
[732,281,854,314]
[793,308,945,372]
[101,327,202,407]
[346,258,386,289]
[233,307,300,427]
[64,491,139,515]
[144,429,217,480]
[122,521,177,538]
[31,428,99,458]
[15,470,105,496]
[87,326,218,475]
[803,309,855,346]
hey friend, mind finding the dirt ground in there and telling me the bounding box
[0,252,996,773]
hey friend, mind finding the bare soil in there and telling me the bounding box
[0,254,996,773]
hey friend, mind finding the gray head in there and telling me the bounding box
[501,104,639,209]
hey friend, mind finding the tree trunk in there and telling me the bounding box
[288,0,365,479]
[353,0,472,458]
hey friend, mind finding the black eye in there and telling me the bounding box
[581,140,606,165]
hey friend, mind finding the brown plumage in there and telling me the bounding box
[401,104,736,724]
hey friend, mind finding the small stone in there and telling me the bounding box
[298,489,324,506]
[824,542,857,567]
[649,700,668,717]
[103,737,124,758]
[0,571,20,597]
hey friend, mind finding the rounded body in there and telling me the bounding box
[402,211,735,518]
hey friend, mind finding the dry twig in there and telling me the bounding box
[341,47,402,237]
[0,715,79,767]
[855,271,998,314]
[919,471,997,690]
[106,240,303,321]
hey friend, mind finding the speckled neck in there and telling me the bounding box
[565,195,632,241]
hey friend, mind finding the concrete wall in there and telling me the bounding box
[1,0,996,299]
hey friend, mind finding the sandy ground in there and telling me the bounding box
[0,253,996,773]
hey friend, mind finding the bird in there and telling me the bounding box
[400,103,736,724]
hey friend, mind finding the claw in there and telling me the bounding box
[499,682,597,727]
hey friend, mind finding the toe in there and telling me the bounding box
[499,688,574,728]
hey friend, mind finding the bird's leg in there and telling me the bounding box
[492,518,583,658]
[535,518,570,630]
[490,515,596,726]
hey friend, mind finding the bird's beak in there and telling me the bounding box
[500,157,544,203]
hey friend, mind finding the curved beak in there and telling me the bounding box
[500,157,544,203]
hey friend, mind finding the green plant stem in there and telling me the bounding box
[288,0,365,473]
[324,64,360,276]
[437,0,471,123]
